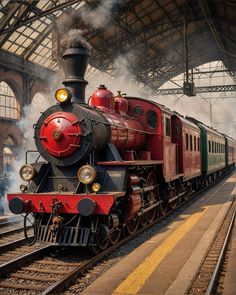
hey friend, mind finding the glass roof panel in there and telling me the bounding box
[8,32,20,41]
[6,43,18,52]
[22,38,32,48]
[23,27,34,36]
[15,47,25,55]
[2,41,14,51]
[0,1,95,70]
[36,1,52,10]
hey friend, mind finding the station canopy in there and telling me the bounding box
[0,0,235,88]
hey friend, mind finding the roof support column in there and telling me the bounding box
[23,73,30,106]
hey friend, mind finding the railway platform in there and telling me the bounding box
[82,173,236,295]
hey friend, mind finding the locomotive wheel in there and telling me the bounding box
[139,213,148,227]
[169,188,180,209]
[145,207,157,224]
[126,217,139,235]
[158,201,168,216]
[182,192,189,202]
[145,172,159,223]
[90,233,109,254]
[110,229,121,245]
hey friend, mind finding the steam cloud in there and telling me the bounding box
[3,76,62,212]
[87,55,236,139]
[60,29,92,53]
[79,0,118,29]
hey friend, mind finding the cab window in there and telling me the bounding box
[146,110,158,129]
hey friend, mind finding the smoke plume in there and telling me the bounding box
[79,0,118,29]
[60,29,92,54]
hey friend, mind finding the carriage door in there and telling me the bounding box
[164,115,177,178]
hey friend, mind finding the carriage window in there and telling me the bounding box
[194,136,196,151]
[165,117,171,136]
[190,135,193,151]
[209,141,211,153]
[197,138,200,151]
[186,134,189,150]
[146,110,158,129]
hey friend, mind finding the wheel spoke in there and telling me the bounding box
[126,217,139,235]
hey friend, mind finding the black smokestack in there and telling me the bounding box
[60,29,91,103]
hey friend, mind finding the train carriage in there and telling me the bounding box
[126,97,178,182]
[198,124,226,175]
[224,135,236,168]
[172,114,201,181]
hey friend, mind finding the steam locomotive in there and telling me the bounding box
[7,44,236,253]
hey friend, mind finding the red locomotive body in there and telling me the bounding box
[7,43,235,252]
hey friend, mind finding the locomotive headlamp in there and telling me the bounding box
[77,165,96,184]
[20,184,27,192]
[19,164,35,181]
[92,182,101,193]
[55,88,71,103]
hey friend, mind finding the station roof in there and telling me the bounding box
[0,0,235,88]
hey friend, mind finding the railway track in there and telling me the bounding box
[0,172,233,294]
[187,202,235,294]
[0,221,33,254]
[0,218,23,229]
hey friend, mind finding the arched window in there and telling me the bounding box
[0,81,20,119]
[31,92,51,110]
[3,147,13,172]
[3,135,15,174]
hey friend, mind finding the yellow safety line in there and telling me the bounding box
[113,206,208,295]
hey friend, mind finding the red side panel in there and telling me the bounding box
[172,115,201,180]
[126,98,163,160]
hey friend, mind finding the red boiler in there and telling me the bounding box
[90,85,146,150]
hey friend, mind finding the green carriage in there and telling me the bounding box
[198,124,226,175]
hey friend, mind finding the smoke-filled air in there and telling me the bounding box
[79,0,118,29]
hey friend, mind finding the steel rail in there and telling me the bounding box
[205,211,236,295]
[0,236,32,253]
[0,218,23,228]
[0,245,53,276]
[0,226,31,238]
